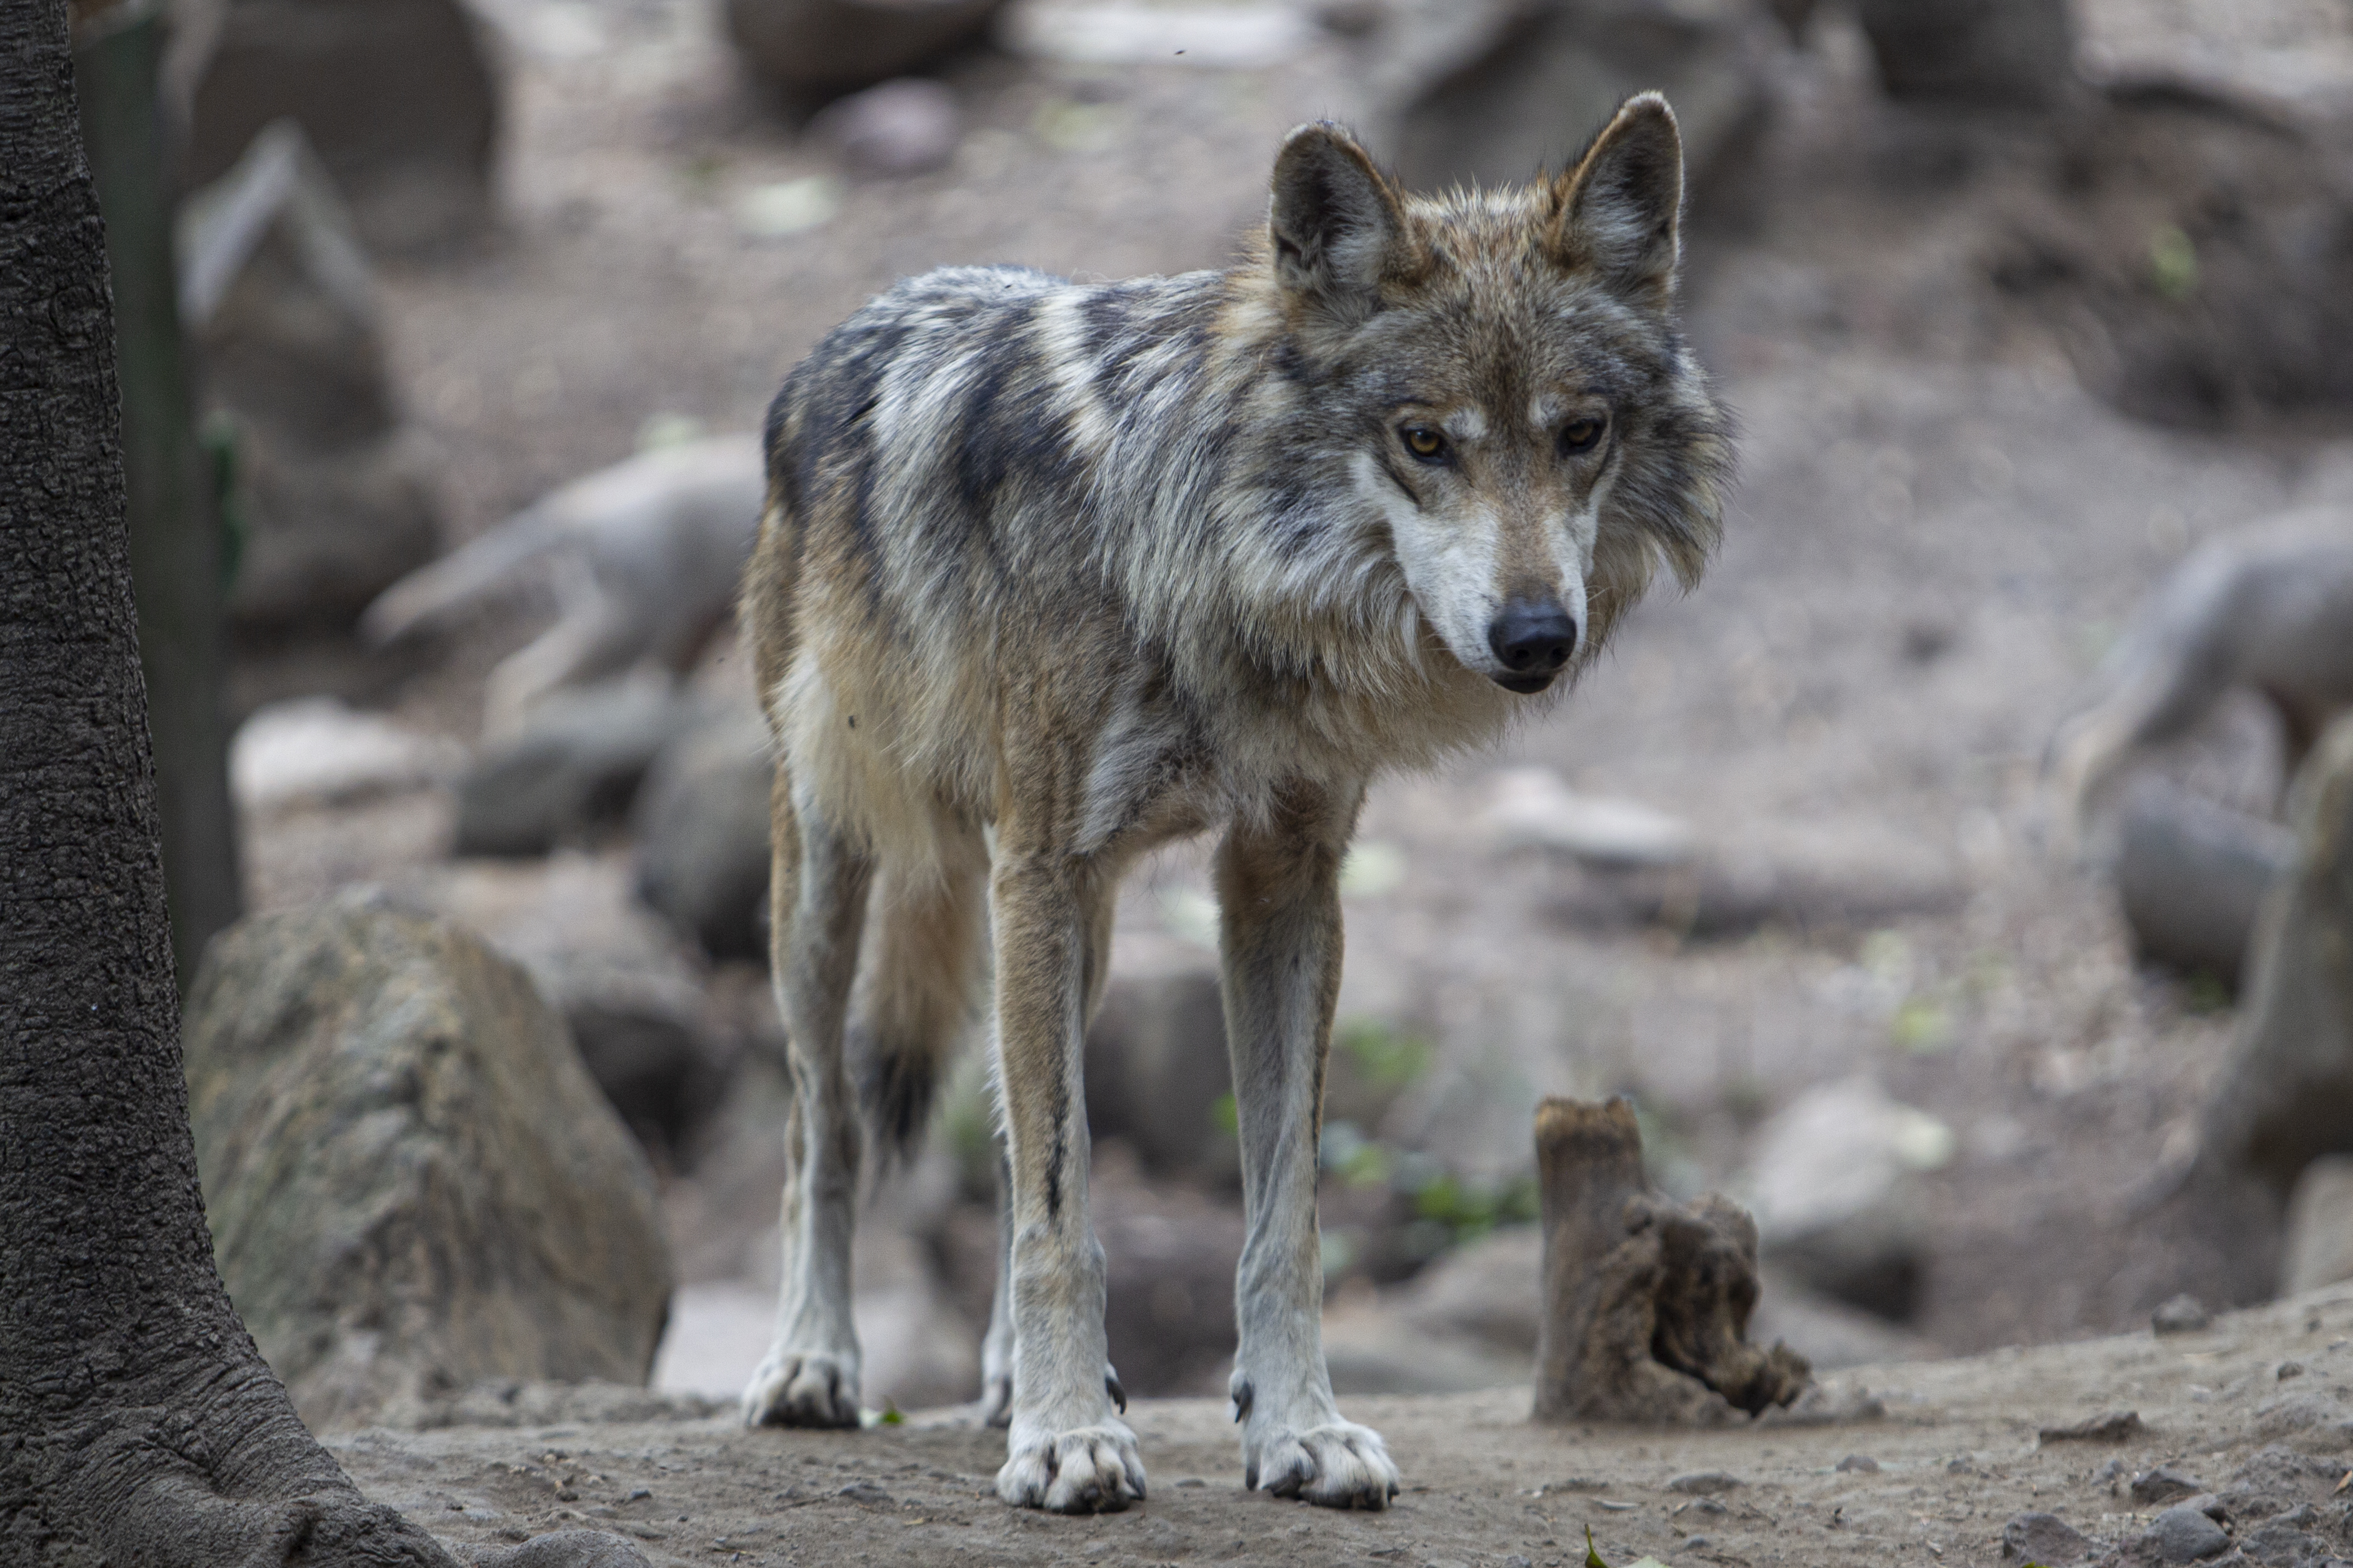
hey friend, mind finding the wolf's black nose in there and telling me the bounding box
[1488,600,1578,686]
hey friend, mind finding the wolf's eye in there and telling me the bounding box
[1401,426,1449,463]
[1559,415,1608,456]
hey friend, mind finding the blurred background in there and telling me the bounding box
[73,0,2353,1428]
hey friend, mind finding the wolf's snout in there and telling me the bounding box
[1487,600,1577,692]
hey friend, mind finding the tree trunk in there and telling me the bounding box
[74,0,244,988]
[0,7,635,1563]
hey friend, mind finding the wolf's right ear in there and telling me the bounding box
[1269,123,1414,322]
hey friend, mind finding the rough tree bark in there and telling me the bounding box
[0,6,640,1562]
[1531,1098,1812,1425]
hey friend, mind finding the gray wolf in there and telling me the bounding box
[735,96,1730,1513]
[361,433,765,730]
[2047,511,2353,852]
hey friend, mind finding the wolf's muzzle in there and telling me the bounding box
[1488,599,1578,693]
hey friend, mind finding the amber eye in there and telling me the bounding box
[1559,415,1608,456]
[1401,425,1449,462]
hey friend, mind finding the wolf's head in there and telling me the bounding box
[1262,96,1729,694]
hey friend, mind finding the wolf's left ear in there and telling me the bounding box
[1548,93,1685,305]
[1269,123,1416,322]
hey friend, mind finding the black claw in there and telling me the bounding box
[1105,1367,1127,1414]
[1245,1462,1258,1490]
[1228,1377,1252,1424]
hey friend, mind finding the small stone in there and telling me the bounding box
[2149,1502,2229,1562]
[1505,1557,1534,1568]
[1666,1471,1744,1494]
[2279,1360,2307,1380]
[1835,1454,1881,1473]
[2038,1410,2144,1445]
[2131,1466,2207,1506]
[2001,1510,2093,1565]
[809,78,962,177]
[2154,1295,2212,1335]
[1681,1538,1710,1551]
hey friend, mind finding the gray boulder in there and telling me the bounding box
[2116,777,2295,990]
[2281,1154,2353,1296]
[183,0,499,253]
[1744,1076,1955,1320]
[1362,0,1777,212]
[2201,716,2353,1191]
[183,895,673,1430]
[1083,935,1235,1179]
[1854,0,2073,108]
[390,855,738,1166]
[810,77,962,176]
[456,681,705,857]
[725,0,1001,97]
[632,708,775,962]
[179,122,438,630]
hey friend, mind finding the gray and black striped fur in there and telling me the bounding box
[736,96,1731,1514]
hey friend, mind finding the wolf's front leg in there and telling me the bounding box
[989,849,1143,1513]
[743,792,872,1429]
[1217,785,1399,1509]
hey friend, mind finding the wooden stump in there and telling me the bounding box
[1533,1097,1812,1424]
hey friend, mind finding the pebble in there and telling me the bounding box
[2000,1510,2092,1565]
[2149,1502,2229,1562]
[2154,1294,2212,1335]
[1835,1454,1881,1473]
[1665,1470,1744,1494]
[2131,1466,2207,1505]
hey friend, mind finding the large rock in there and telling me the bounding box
[2280,1154,2353,1296]
[183,896,673,1429]
[1083,935,1234,1179]
[1854,0,2073,108]
[2201,716,2353,1191]
[1363,0,1777,215]
[455,681,706,858]
[393,854,739,1166]
[632,708,775,962]
[2115,777,2296,990]
[725,0,1002,97]
[179,122,439,630]
[1744,1076,1954,1320]
[183,0,499,253]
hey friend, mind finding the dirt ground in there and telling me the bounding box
[225,0,2353,1541]
[339,1284,2353,1566]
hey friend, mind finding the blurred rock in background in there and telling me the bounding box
[632,705,776,963]
[2200,716,2353,1194]
[1082,935,1234,1181]
[1359,0,1781,238]
[1854,0,2074,108]
[726,0,1002,99]
[179,122,440,637]
[455,680,712,858]
[1742,1075,1954,1321]
[810,77,964,175]
[183,894,673,1430]
[178,0,500,253]
[2114,777,2295,991]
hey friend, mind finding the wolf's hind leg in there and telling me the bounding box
[1219,783,1398,1509]
[989,845,1143,1512]
[743,775,874,1429]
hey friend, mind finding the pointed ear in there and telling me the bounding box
[1548,93,1685,304]
[1268,122,1416,322]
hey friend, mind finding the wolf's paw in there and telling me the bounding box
[1246,1420,1399,1509]
[977,1371,1013,1429]
[741,1347,861,1429]
[995,1420,1146,1513]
